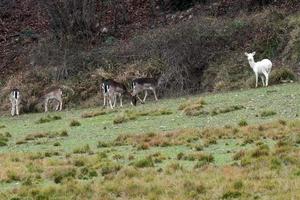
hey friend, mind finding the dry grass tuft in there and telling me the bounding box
[179,98,206,116]
[70,120,81,127]
[36,115,62,124]
[113,108,172,124]
[81,110,107,118]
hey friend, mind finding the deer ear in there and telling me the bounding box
[244,52,248,56]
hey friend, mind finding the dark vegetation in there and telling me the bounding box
[0,0,299,112]
[36,115,62,124]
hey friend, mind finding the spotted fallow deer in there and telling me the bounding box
[131,78,159,105]
[42,86,74,112]
[101,79,129,109]
[9,88,21,116]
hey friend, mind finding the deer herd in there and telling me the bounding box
[9,52,272,116]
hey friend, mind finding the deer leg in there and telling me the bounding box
[260,75,265,86]
[265,73,269,87]
[108,96,114,109]
[152,88,158,101]
[136,95,144,104]
[255,73,258,88]
[44,99,48,112]
[11,101,15,116]
[59,98,63,111]
[103,95,106,107]
[143,90,148,102]
[55,100,60,111]
[16,100,19,115]
[120,94,123,107]
[113,94,117,108]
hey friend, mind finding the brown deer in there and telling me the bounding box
[41,86,74,112]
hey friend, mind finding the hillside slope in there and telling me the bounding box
[1,0,300,111]
[0,83,299,199]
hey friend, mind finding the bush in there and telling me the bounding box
[73,144,92,154]
[260,110,277,117]
[113,113,129,124]
[251,144,269,158]
[52,168,76,184]
[0,133,9,146]
[101,162,122,176]
[270,68,297,84]
[81,110,106,118]
[36,115,62,124]
[238,120,248,127]
[222,191,242,199]
[53,142,61,146]
[132,157,154,168]
[70,120,81,127]
[97,141,112,148]
[60,130,68,137]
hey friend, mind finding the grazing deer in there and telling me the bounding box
[102,79,128,109]
[9,88,21,116]
[131,78,158,105]
[245,52,272,88]
[42,86,74,112]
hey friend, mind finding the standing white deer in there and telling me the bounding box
[245,52,272,88]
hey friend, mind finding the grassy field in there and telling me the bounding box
[0,83,300,199]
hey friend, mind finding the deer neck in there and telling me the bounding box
[248,60,256,70]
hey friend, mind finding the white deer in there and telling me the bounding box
[245,52,272,88]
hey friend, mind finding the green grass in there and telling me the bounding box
[0,83,299,199]
[0,84,298,153]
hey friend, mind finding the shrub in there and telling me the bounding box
[101,162,122,176]
[6,171,22,182]
[233,150,245,160]
[132,157,154,168]
[81,110,106,118]
[0,133,9,146]
[211,105,245,116]
[251,144,269,158]
[194,160,210,168]
[204,138,217,147]
[233,181,244,190]
[238,120,248,127]
[177,152,185,160]
[70,120,81,127]
[113,113,129,124]
[270,68,297,84]
[73,144,92,154]
[222,191,242,199]
[194,144,204,151]
[136,143,150,150]
[24,132,49,141]
[260,110,277,117]
[74,159,85,167]
[270,158,282,170]
[5,132,11,137]
[183,152,214,162]
[36,115,62,124]
[97,141,112,148]
[60,130,68,137]
[278,119,287,126]
[52,168,76,184]
[179,98,206,116]
[183,180,206,197]
[53,142,61,146]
